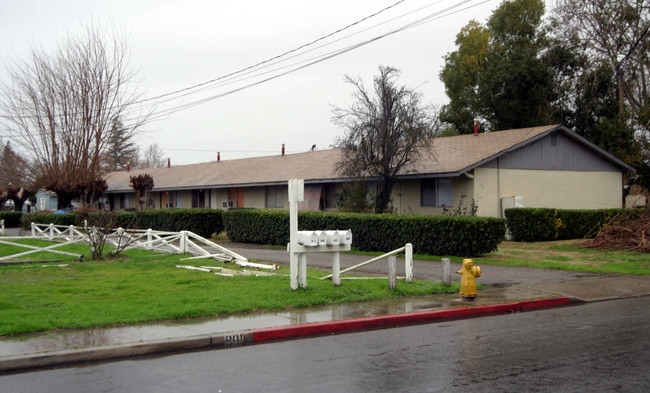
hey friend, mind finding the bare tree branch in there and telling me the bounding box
[332,66,441,213]
[0,24,151,209]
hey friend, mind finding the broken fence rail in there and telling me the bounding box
[25,223,275,270]
[320,243,413,282]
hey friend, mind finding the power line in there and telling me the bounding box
[133,0,410,106]
[131,0,493,123]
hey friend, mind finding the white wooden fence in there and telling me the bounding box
[1,223,272,269]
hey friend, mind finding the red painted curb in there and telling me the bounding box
[252,297,572,342]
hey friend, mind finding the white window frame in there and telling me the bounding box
[420,178,453,207]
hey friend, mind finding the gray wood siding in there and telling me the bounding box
[480,132,621,171]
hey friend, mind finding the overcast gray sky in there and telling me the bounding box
[0,0,502,165]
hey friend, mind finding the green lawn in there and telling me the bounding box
[2,237,648,336]
[476,240,650,275]
[349,240,650,276]
[0,239,457,336]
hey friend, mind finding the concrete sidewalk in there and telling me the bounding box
[1,230,649,373]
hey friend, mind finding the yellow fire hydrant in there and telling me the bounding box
[457,258,481,299]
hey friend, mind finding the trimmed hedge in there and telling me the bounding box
[224,209,506,256]
[20,209,224,238]
[504,207,637,242]
[133,209,223,238]
[21,212,80,229]
[0,211,23,228]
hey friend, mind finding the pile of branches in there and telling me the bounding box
[582,209,650,252]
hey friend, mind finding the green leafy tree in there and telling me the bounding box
[482,0,556,129]
[439,20,490,134]
[440,0,558,132]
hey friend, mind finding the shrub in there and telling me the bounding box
[224,209,506,256]
[0,211,23,228]
[21,212,80,229]
[133,209,223,238]
[20,209,223,238]
[504,208,638,242]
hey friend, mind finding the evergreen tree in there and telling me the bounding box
[104,117,139,172]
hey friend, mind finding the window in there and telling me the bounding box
[169,191,177,208]
[120,193,130,209]
[192,189,205,208]
[266,186,285,208]
[420,178,453,207]
[321,184,337,209]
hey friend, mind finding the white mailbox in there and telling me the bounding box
[297,231,319,247]
[296,230,352,247]
[316,231,328,246]
[324,230,341,246]
[338,229,352,245]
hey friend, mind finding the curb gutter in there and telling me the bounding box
[251,297,572,342]
[0,297,571,374]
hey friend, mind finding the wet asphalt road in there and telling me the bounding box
[2,297,647,392]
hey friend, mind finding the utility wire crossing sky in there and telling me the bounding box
[0,0,501,164]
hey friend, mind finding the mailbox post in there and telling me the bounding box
[288,179,304,290]
[288,179,352,290]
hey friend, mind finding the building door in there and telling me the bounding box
[228,188,245,208]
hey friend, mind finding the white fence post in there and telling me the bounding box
[388,255,397,290]
[0,219,4,235]
[31,222,35,237]
[180,231,188,253]
[442,258,451,285]
[405,243,413,283]
[69,225,75,241]
[146,228,153,250]
[48,223,54,241]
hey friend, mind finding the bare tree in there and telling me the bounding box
[85,212,138,260]
[332,66,440,213]
[138,143,166,169]
[0,24,150,209]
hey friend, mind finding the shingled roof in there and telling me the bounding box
[104,124,633,193]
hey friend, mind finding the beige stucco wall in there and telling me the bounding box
[211,189,229,209]
[473,168,623,217]
[391,176,474,215]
